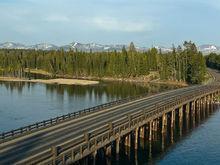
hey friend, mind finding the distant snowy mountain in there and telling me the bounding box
[198,44,220,54]
[0,42,58,50]
[0,42,26,49]
[0,42,219,54]
[0,41,148,52]
[155,46,172,53]
[29,43,59,50]
[60,42,148,52]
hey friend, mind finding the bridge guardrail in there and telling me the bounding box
[49,86,220,164]
[13,85,220,164]
[57,86,218,152]
[0,85,215,142]
[3,84,209,141]
[0,84,217,142]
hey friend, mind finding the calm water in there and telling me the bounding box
[157,107,220,165]
[0,81,176,132]
[1,80,220,165]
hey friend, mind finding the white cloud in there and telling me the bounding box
[91,17,153,32]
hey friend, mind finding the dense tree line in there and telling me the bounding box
[0,41,206,84]
[205,53,220,70]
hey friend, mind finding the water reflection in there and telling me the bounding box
[0,81,178,132]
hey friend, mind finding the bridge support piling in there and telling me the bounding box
[162,114,167,134]
[206,96,209,111]
[149,121,152,141]
[140,126,145,139]
[202,97,205,117]
[116,138,120,155]
[124,134,131,157]
[191,101,196,127]
[125,134,131,147]
[51,146,58,165]
[207,95,210,105]
[197,99,201,123]
[161,129,165,151]
[206,96,210,115]
[211,94,215,111]
[92,151,97,165]
[152,120,156,141]
[171,110,175,128]
[201,98,204,118]
[135,128,139,150]
[185,103,190,130]
[179,106,183,136]
[105,145,111,157]
[203,97,206,106]
[202,98,206,118]
[170,122,174,144]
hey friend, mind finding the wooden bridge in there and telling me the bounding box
[1,70,220,165]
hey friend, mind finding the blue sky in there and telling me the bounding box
[0,0,220,46]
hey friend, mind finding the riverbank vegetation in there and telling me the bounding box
[205,53,220,70]
[0,41,206,84]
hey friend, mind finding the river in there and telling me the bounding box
[0,80,177,133]
[0,80,219,165]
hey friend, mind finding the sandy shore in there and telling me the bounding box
[21,68,188,87]
[0,77,99,85]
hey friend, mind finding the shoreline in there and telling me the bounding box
[0,76,188,87]
[0,68,189,87]
[0,77,99,85]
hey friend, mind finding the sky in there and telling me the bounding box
[0,0,220,46]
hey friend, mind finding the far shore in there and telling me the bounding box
[0,77,99,85]
[0,68,189,87]
[0,76,188,87]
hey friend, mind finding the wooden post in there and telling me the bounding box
[185,103,190,130]
[149,121,152,141]
[140,126,145,139]
[135,128,139,150]
[93,151,97,165]
[116,138,120,155]
[125,134,131,147]
[161,130,165,151]
[171,110,175,128]
[162,113,167,134]
[197,100,201,123]
[179,106,183,136]
[51,146,58,165]
[191,101,196,127]
[105,145,111,157]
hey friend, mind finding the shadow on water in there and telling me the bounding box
[75,104,219,165]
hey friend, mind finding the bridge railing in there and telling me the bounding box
[0,84,214,142]
[3,84,209,141]
[46,86,219,164]
[56,86,219,152]
[14,85,220,165]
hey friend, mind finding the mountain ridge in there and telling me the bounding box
[0,42,219,53]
